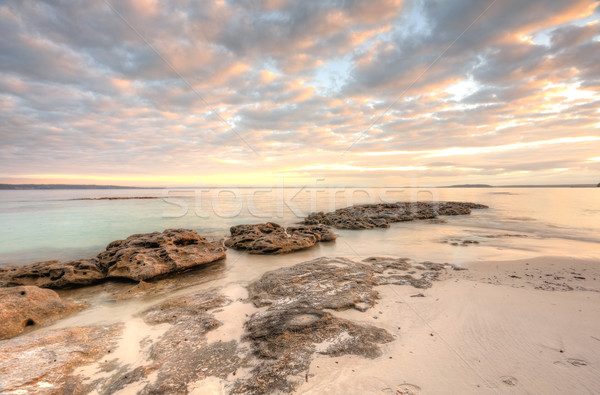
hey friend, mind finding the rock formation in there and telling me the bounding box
[303,201,488,229]
[0,285,87,340]
[97,228,226,281]
[0,324,121,393]
[224,222,336,254]
[235,256,457,393]
[0,259,105,289]
[0,229,226,289]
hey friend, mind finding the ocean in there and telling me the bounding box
[1,187,598,269]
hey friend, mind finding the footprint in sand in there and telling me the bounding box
[567,358,588,367]
[500,376,518,386]
[394,383,421,395]
[553,358,589,367]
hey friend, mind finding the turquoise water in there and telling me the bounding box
[0,188,598,266]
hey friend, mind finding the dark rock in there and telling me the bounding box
[248,257,379,312]
[129,292,241,394]
[97,229,226,281]
[224,222,335,254]
[303,201,488,230]
[235,308,392,394]
[235,256,458,394]
[0,286,87,340]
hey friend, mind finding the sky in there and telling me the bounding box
[0,0,599,187]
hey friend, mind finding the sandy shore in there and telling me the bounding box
[2,255,599,394]
[295,256,600,394]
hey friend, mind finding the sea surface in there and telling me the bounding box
[1,187,598,269]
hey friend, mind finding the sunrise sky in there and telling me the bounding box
[1,0,599,187]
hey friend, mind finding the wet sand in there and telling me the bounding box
[3,256,599,394]
[296,256,600,394]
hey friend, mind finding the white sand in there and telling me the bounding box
[297,256,600,394]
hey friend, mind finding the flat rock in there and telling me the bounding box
[0,324,121,394]
[234,308,392,394]
[248,256,451,313]
[97,229,226,281]
[303,201,488,229]
[248,257,379,311]
[0,286,87,340]
[74,291,240,395]
[224,222,335,254]
[235,256,456,394]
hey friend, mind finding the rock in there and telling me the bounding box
[234,308,392,394]
[0,229,226,288]
[303,201,488,230]
[234,256,460,394]
[224,222,335,254]
[95,228,226,281]
[0,324,121,394]
[141,291,229,326]
[0,286,87,340]
[109,281,157,300]
[248,257,379,311]
[0,259,105,288]
[248,256,450,314]
[286,224,337,241]
[79,291,240,395]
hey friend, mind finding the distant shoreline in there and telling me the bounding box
[0,183,597,190]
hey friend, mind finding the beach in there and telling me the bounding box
[0,189,599,394]
[297,256,600,394]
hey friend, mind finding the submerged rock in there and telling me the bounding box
[0,229,226,288]
[0,285,87,340]
[224,222,335,254]
[303,201,488,229]
[0,324,121,394]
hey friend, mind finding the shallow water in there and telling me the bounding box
[1,187,598,266]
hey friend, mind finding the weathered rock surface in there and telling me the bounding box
[286,224,337,242]
[234,308,392,394]
[0,324,121,394]
[0,256,460,394]
[248,256,454,313]
[97,228,226,281]
[303,201,488,229]
[73,291,242,395]
[224,222,335,254]
[0,259,105,288]
[0,286,87,340]
[0,229,226,288]
[248,257,378,311]
[234,256,459,393]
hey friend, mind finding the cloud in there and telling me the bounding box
[0,0,599,186]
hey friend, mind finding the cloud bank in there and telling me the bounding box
[1,0,599,186]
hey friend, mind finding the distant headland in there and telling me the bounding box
[0,183,597,190]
